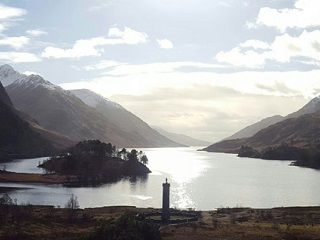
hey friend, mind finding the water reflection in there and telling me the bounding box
[0,148,320,210]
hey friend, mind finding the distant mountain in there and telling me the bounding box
[4,66,181,148]
[71,89,183,147]
[152,126,210,147]
[225,115,284,140]
[0,81,55,161]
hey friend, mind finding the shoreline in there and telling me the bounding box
[0,170,77,184]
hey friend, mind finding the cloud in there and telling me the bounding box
[0,4,26,20]
[0,23,6,33]
[0,36,29,49]
[216,30,320,68]
[23,70,39,75]
[0,4,26,33]
[216,47,267,68]
[157,39,173,49]
[0,52,40,63]
[108,27,148,44]
[256,0,320,32]
[84,60,124,71]
[239,40,270,50]
[245,21,258,30]
[42,27,148,59]
[26,29,47,37]
[84,60,227,75]
[60,63,319,141]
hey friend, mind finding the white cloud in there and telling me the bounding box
[26,29,47,37]
[216,30,320,68]
[0,4,26,20]
[0,36,29,49]
[245,21,258,30]
[0,23,6,33]
[0,52,40,63]
[216,47,267,68]
[256,0,320,32]
[240,40,270,50]
[84,60,227,75]
[0,4,26,33]
[108,27,148,44]
[85,60,125,71]
[61,59,320,99]
[157,39,173,49]
[60,64,320,141]
[42,27,148,59]
[23,70,39,75]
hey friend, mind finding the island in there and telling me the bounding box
[38,140,151,185]
[0,140,151,186]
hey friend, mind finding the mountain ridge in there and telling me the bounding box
[3,65,182,148]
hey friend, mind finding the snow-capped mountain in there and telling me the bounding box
[0,64,25,86]
[3,65,182,148]
[11,74,61,91]
[71,89,123,110]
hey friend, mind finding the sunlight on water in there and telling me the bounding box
[1,148,320,210]
[145,147,210,183]
[143,147,210,209]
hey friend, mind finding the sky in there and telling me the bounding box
[0,0,320,142]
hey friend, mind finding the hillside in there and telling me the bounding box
[224,96,320,141]
[71,89,182,148]
[204,112,320,169]
[224,115,284,140]
[0,81,55,161]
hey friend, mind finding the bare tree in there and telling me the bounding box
[65,194,80,222]
[65,194,80,210]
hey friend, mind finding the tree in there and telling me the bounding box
[120,148,128,160]
[140,155,149,165]
[128,149,138,162]
[0,193,13,205]
[65,194,80,222]
[65,194,80,210]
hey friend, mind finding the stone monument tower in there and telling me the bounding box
[162,178,170,222]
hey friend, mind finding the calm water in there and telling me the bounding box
[0,147,319,210]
